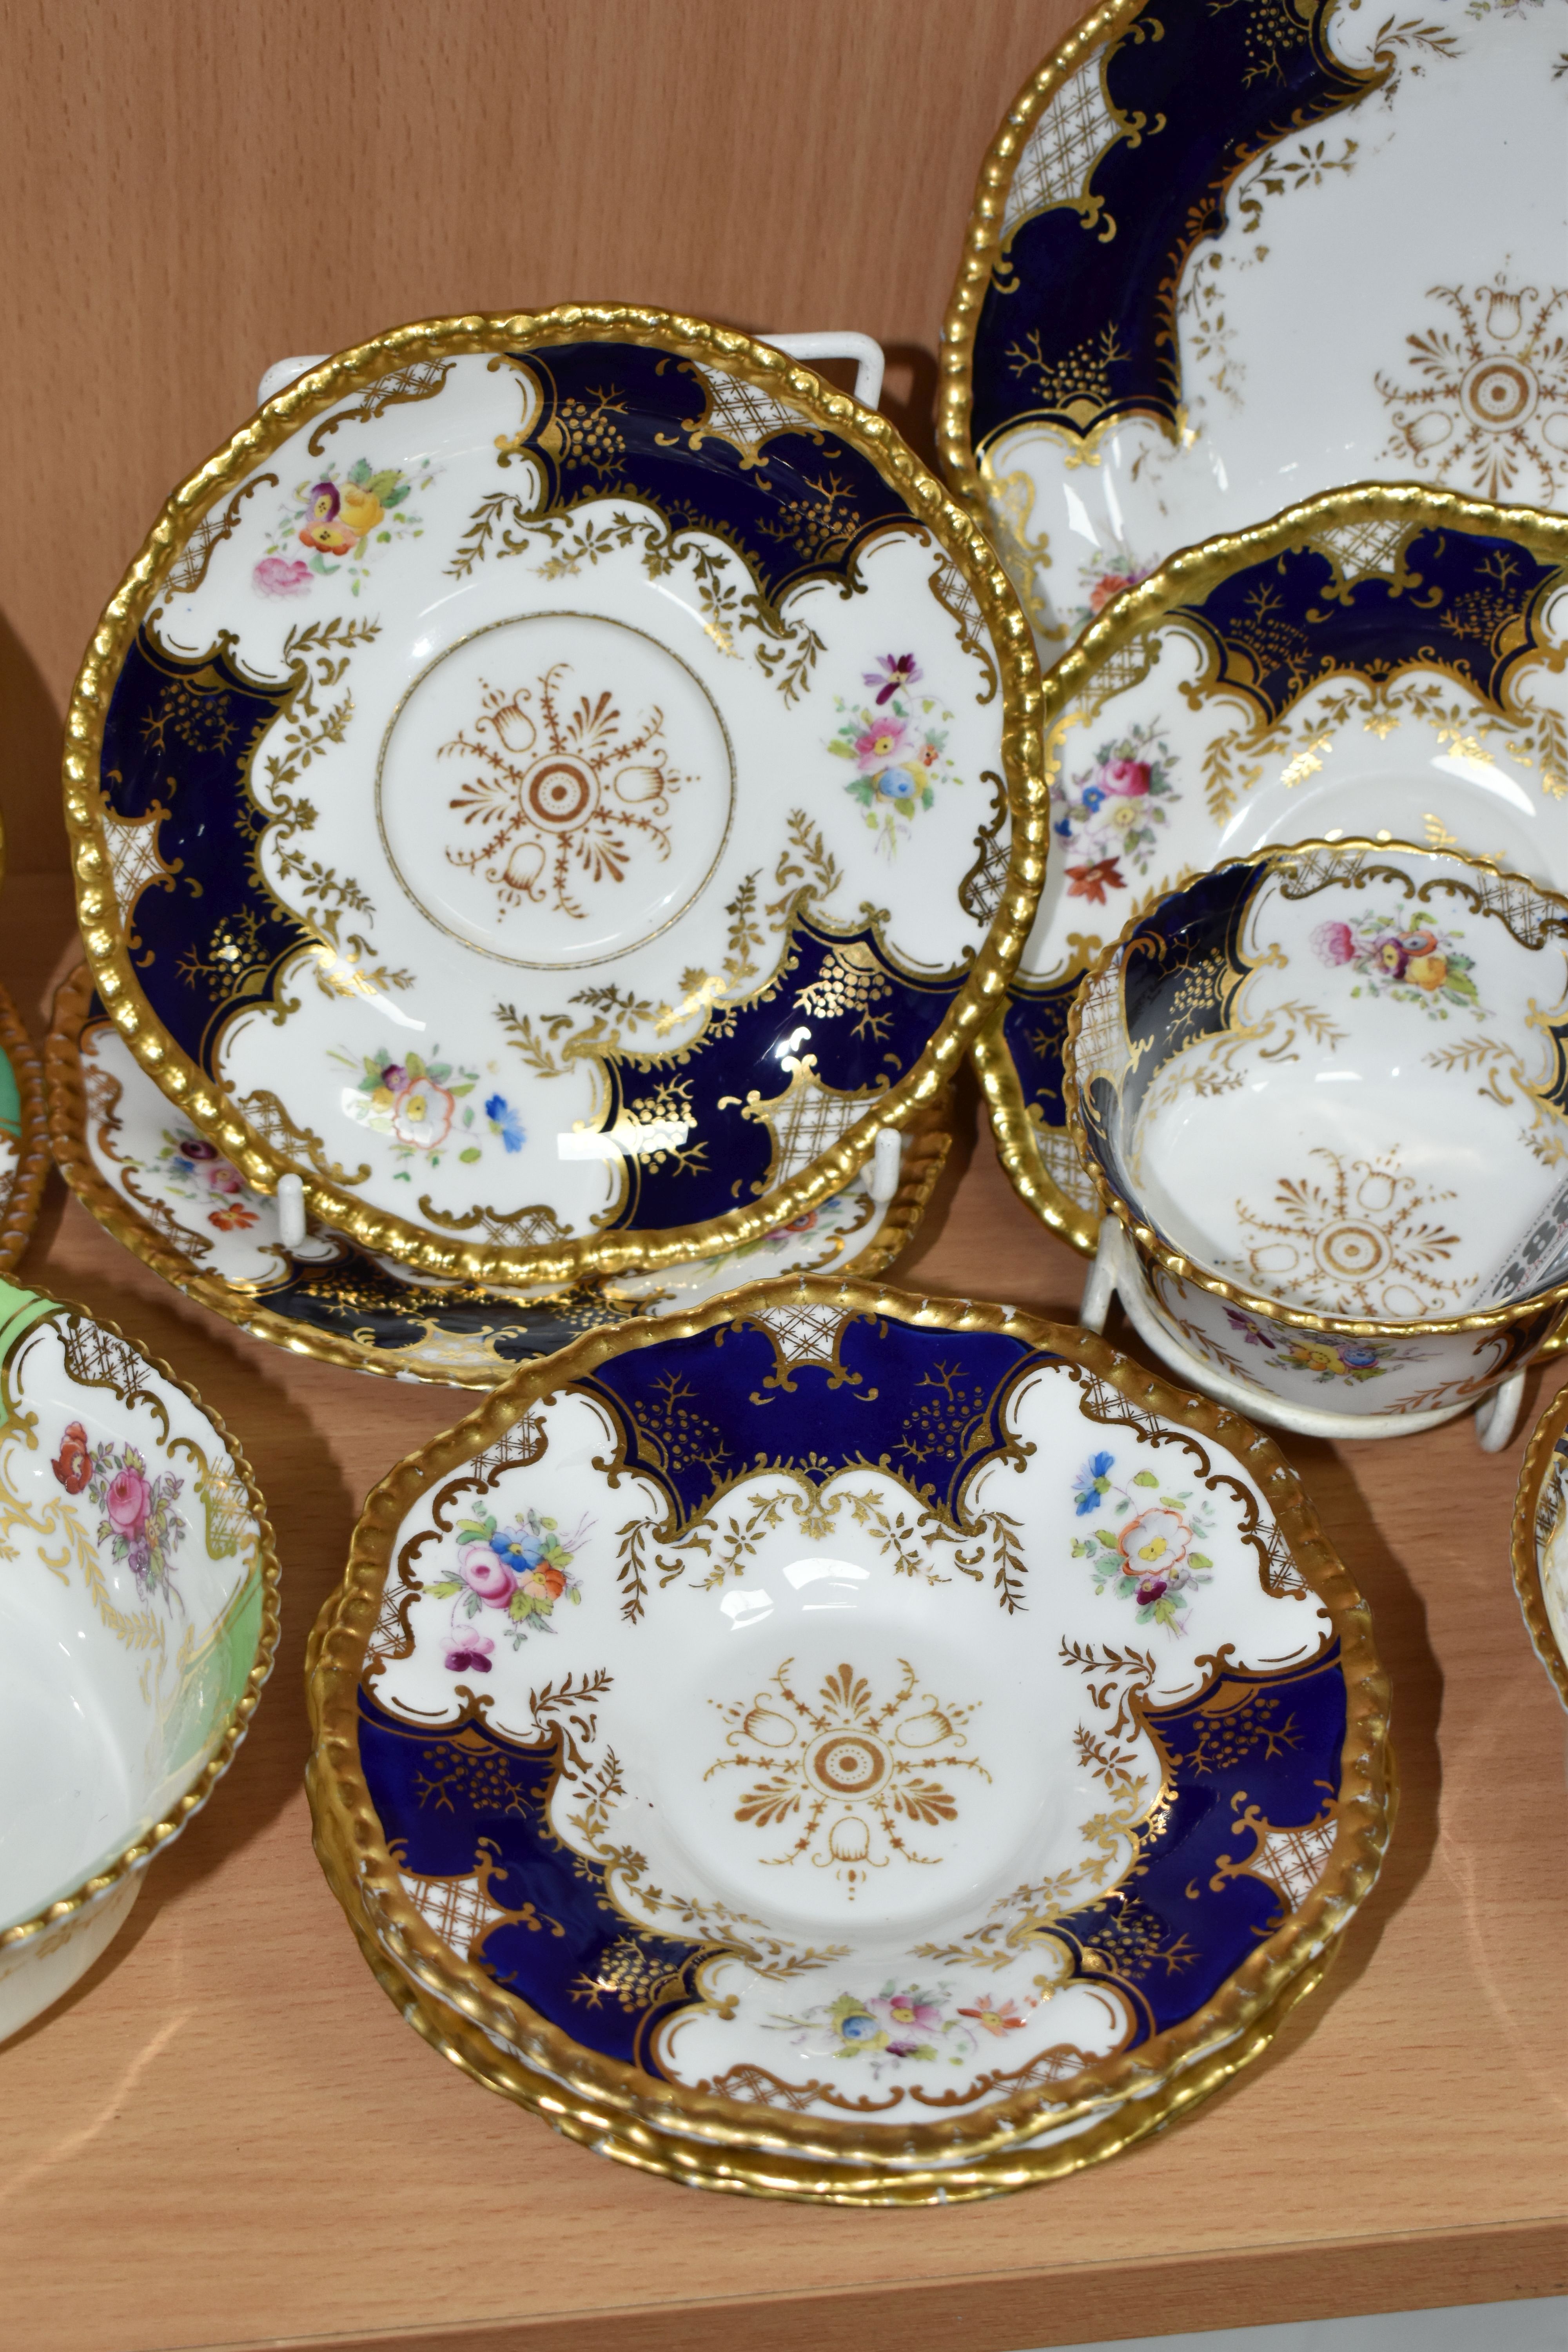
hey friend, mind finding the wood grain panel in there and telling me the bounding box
[0,0,1078,874]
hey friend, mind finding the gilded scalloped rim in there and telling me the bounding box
[45,961,953,1389]
[305,1272,1392,2175]
[936,0,1149,526]
[0,1285,282,1949]
[312,1777,1344,2201]
[64,305,1045,1290]
[1062,832,1568,1342]
[0,978,54,1278]
[967,481,1568,1257]
[1510,1376,1568,1712]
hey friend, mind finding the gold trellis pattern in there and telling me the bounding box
[720,1054,886,1192]
[101,802,181,928]
[397,1839,564,1958]
[999,47,1130,249]
[1209,1797,1338,1915]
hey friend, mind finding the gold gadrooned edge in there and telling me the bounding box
[0,978,54,1278]
[973,480,1568,1254]
[1510,1374,1568,1712]
[0,1281,282,1950]
[304,1273,1392,2169]
[309,1774,1346,2201]
[972,997,1100,1255]
[936,0,1149,528]
[1062,831,1568,1341]
[64,305,1047,1292]
[45,961,953,1390]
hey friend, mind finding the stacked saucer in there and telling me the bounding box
[306,1278,1391,2201]
[56,309,1045,1380]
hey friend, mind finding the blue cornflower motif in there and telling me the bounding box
[492,1525,546,1573]
[838,2011,880,2043]
[1054,817,1072,838]
[485,1093,525,1153]
[1080,785,1105,814]
[1073,1450,1114,1516]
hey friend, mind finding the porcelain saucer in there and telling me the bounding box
[67,307,1042,1290]
[941,0,1568,648]
[975,485,1568,1252]
[47,965,950,1388]
[306,1278,1390,2194]
[0,1283,279,2038]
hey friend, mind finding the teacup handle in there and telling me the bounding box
[759,332,885,413]
[257,332,886,417]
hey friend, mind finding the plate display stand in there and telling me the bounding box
[1079,1219,1527,1454]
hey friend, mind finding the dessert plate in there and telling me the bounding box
[0,1283,279,2037]
[0,979,51,1275]
[307,1278,1390,2196]
[940,0,1568,647]
[976,485,1568,1251]
[67,308,1041,1289]
[1511,1379,1568,1715]
[46,965,948,1388]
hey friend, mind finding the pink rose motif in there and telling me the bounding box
[853,714,908,772]
[391,1079,454,1152]
[1312,920,1356,967]
[1102,758,1151,798]
[253,555,312,599]
[105,1467,151,1539]
[457,1544,518,1607]
[205,1160,245,1196]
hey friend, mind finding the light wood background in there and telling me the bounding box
[4,7,1567,2347]
[0,0,1079,877]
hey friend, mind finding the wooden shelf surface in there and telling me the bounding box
[0,877,1564,2352]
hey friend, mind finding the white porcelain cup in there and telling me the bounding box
[1065,840,1568,1421]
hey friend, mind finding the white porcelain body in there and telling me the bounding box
[0,1294,272,2039]
[76,1009,902,1309]
[83,327,1027,1283]
[365,1343,1336,2125]
[990,495,1568,1249]
[0,1874,140,2041]
[1071,844,1568,1417]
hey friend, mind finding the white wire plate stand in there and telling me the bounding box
[1079,1220,1526,1453]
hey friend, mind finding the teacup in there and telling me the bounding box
[1064,840,1568,1421]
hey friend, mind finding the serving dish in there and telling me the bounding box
[940,0,1568,648]
[1510,1377,1568,1714]
[45,964,948,1387]
[67,307,1043,1290]
[1066,839,1568,1425]
[0,1283,279,2038]
[307,1276,1390,2200]
[975,484,1568,1253]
